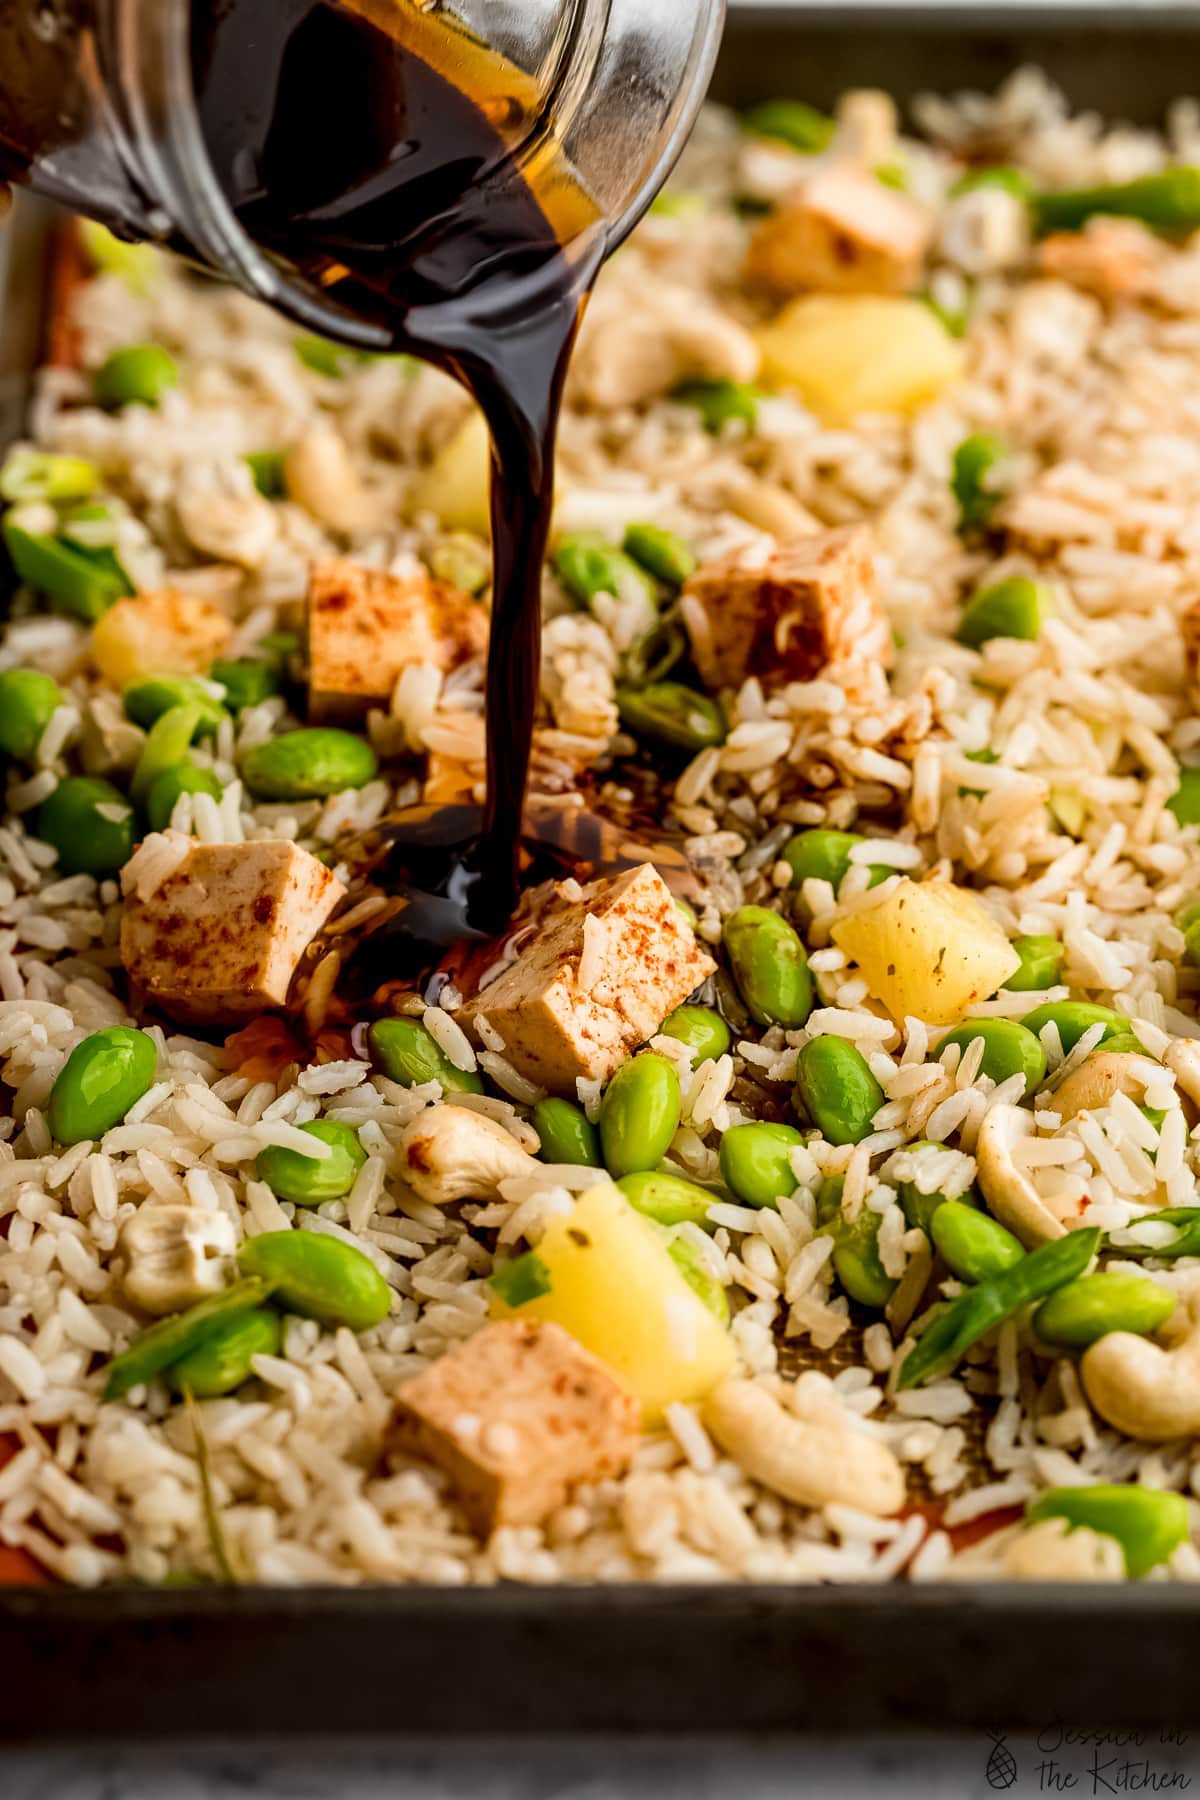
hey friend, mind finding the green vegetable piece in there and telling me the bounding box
[723,904,813,1028]
[256,1120,367,1207]
[622,523,696,587]
[489,1251,553,1309]
[898,1227,1101,1390]
[38,776,135,877]
[367,1017,483,1095]
[896,1142,976,1233]
[1033,168,1200,238]
[1025,1484,1189,1579]
[1021,1001,1141,1057]
[598,1053,682,1179]
[94,344,179,410]
[79,220,162,293]
[240,728,378,800]
[0,449,97,505]
[936,1017,1047,1095]
[1033,1271,1175,1350]
[875,160,907,191]
[921,289,971,339]
[957,575,1050,648]
[951,166,1034,200]
[951,432,1008,534]
[123,675,227,736]
[0,670,66,761]
[618,1170,717,1231]
[244,452,287,499]
[130,702,207,806]
[209,657,281,713]
[1004,934,1063,992]
[621,614,689,688]
[3,522,131,621]
[1183,919,1200,971]
[531,1097,599,1167]
[1169,767,1200,827]
[238,1231,390,1332]
[659,1004,731,1065]
[742,98,835,153]
[793,1034,885,1147]
[429,537,490,596]
[617,682,726,753]
[673,898,697,928]
[815,1177,896,1309]
[672,378,761,435]
[167,1308,281,1399]
[257,631,301,667]
[554,536,656,611]
[931,1199,1024,1283]
[1107,1208,1200,1262]
[958,746,1000,798]
[145,762,224,834]
[48,1025,157,1146]
[648,191,708,222]
[718,1121,804,1210]
[102,1276,275,1402]
[781,828,889,893]
[666,1233,729,1325]
[294,335,359,377]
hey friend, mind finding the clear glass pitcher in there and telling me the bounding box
[0,0,725,347]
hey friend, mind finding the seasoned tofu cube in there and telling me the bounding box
[389,1317,640,1533]
[681,525,891,689]
[458,862,716,1096]
[1039,219,1165,304]
[747,165,931,298]
[91,588,232,687]
[120,839,345,1022]
[308,556,488,722]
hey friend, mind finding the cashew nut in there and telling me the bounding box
[938,188,1030,277]
[119,1204,237,1315]
[176,462,279,569]
[703,1378,904,1516]
[974,1102,1066,1246]
[1081,1289,1200,1440]
[571,283,760,411]
[80,691,145,778]
[284,422,378,533]
[830,89,898,169]
[1165,1038,1200,1108]
[397,1104,539,1206]
[1050,1051,1162,1123]
[1005,1518,1124,1582]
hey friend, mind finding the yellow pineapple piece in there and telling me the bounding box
[757,295,964,423]
[831,878,1019,1026]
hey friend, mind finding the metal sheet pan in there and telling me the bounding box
[2,6,1200,1741]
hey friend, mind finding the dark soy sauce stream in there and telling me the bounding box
[191,0,606,957]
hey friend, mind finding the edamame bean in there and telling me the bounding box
[896,1142,975,1233]
[80,220,161,292]
[3,521,131,621]
[48,1026,158,1145]
[146,762,224,833]
[1169,768,1200,828]
[619,1170,717,1230]
[957,576,1051,647]
[930,1199,1024,1282]
[38,777,134,877]
[124,675,227,736]
[659,1004,730,1065]
[742,98,835,152]
[667,1234,729,1324]
[367,1017,483,1095]
[256,1120,367,1206]
[554,536,656,610]
[209,657,281,712]
[794,1035,885,1147]
[598,1053,681,1179]
[937,1017,1047,1095]
[0,449,97,505]
[1034,168,1200,237]
[532,1097,599,1167]
[0,670,65,761]
[244,452,287,498]
[1021,1001,1142,1057]
[167,1307,281,1398]
[1003,934,1063,992]
[616,683,726,753]
[237,1230,391,1331]
[102,1275,275,1401]
[1025,1484,1188,1579]
[951,432,1008,534]
[719,1122,804,1211]
[622,523,696,587]
[94,344,179,410]
[815,1177,896,1309]
[723,905,813,1028]
[1033,1271,1175,1349]
[241,728,378,800]
[781,829,889,893]
[672,378,761,435]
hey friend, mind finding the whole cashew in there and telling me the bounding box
[176,462,279,569]
[285,422,378,533]
[1050,1051,1162,1123]
[1165,1038,1200,1109]
[397,1104,540,1206]
[1081,1290,1200,1441]
[1005,1518,1124,1582]
[703,1378,904,1516]
[974,1103,1066,1246]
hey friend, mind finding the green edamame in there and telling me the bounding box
[532,1097,599,1167]
[742,98,835,153]
[38,777,135,877]
[256,1120,367,1206]
[1169,768,1200,828]
[618,1170,717,1230]
[1021,1001,1142,1057]
[1034,168,1200,237]
[718,1122,804,1210]
[145,762,224,834]
[672,378,761,435]
[793,1034,884,1147]
[367,1017,483,1096]
[94,344,179,410]
[781,829,889,894]
[957,576,1051,648]
[554,535,656,610]
[622,523,696,587]
[124,675,227,736]
[898,1227,1100,1389]
[49,1026,157,1145]
[1004,934,1063,992]
[951,432,1008,534]
[1033,1271,1175,1349]
[0,670,65,761]
[659,1004,731,1065]
[209,657,281,713]
[816,1176,896,1309]
[241,728,378,800]
[102,1275,275,1401]
[0,449,97,505]
[930,1199,1024,1283]
[238,1231,391,1332]
[937,1017,1047,1095]
[667,1234,729,1324]
[599,1053,681,1179]
[616,683,726,753]
[167,1307,281,1398]
[1025,1484,1189,1579]
[723,905,813,1028]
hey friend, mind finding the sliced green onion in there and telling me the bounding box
[0,450,98,505]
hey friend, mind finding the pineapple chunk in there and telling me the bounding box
[490,1184,734,1420]
[91,588,232,686]
[757,295,964,423]
[408,410,492,538]
[831,878,1019,1026]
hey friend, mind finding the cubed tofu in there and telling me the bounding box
[1184,599,1200,700]
[747,166,931,298]
[120,840,345,1022]
[458,863,716,1095]
[308,556,488,722]
[1039,219,1165,304]
[681,525,891,690]
[388,1317,639,1533]
[91,588,232,687]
